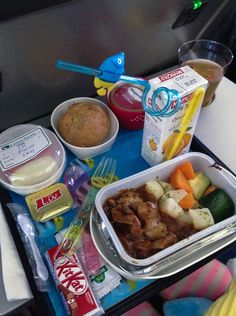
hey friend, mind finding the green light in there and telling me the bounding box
[193,0,202,10]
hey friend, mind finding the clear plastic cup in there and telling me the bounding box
[178,39,234,107]
[0,124,66,195]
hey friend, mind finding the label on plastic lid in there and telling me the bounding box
[0,127,51,171]
[109,84,144,111]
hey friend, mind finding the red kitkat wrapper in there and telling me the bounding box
[46,245,103,316]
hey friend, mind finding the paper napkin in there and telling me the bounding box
[0,203,33,301]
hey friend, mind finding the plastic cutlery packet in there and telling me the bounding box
[7,202,50,292]
[56,157,117,257]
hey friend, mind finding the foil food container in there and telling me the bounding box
[95,152,236,268]
[90,208,236,280]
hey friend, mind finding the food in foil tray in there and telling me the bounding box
[103,160,235,259]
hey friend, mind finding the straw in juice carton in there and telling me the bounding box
[141,66,208,166]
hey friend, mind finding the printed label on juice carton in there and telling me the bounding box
[141,66,208,166]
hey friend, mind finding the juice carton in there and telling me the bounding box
[141,66,208,166]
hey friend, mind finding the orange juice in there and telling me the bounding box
[141,66,208,166]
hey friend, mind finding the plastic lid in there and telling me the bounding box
[109,83,144,112]
[0,124,65,190]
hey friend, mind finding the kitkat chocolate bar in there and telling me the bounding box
[45,245,103,316]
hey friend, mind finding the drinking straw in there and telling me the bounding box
[56,54,181,117]
[164,87,205,161]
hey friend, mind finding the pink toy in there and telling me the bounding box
[123,301,161,316]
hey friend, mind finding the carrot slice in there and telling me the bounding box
[203,185,217,196]
[179,192,195,209]
[169,167,178,184]
[169,168,193,193]
[178,161,196,180]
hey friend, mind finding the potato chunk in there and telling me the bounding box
[189,208,214,230]
[159,198,185,219]
[145,180,164,201]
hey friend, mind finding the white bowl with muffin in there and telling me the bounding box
[51,97,119,159]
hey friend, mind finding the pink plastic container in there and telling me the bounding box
[106,82,145,130]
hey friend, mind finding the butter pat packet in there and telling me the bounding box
[25,183,73,222]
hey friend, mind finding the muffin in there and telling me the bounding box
[58,102,110,147]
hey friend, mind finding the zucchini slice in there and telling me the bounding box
[200,188,235,223]
[188,172,211,200]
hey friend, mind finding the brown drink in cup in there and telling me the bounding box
[178,40,233,107]
[183,59,224,106]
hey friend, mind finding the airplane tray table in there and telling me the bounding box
[194,76,236,175]
[1,127,236,316]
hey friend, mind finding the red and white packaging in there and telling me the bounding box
[46,245,103,316]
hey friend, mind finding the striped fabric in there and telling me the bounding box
[161,260,232,301]
[122,301,161,316]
